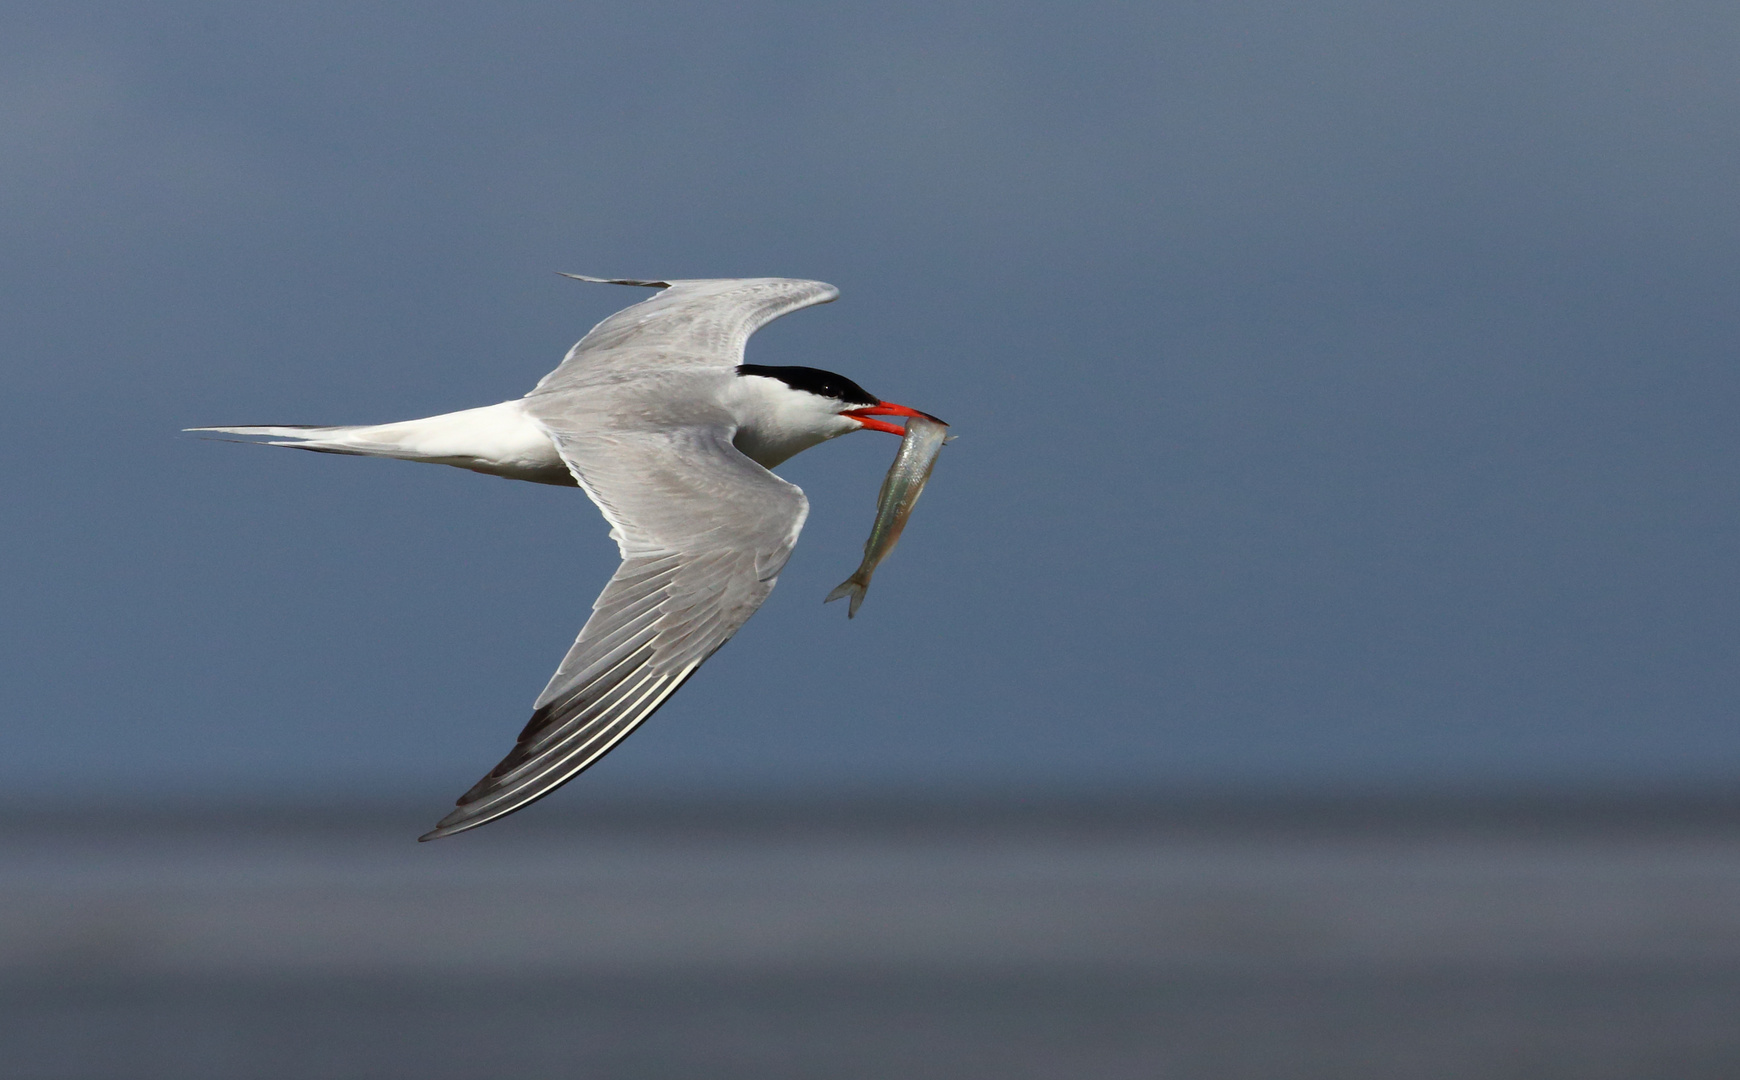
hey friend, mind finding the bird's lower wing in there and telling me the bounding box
[420,425,807,840]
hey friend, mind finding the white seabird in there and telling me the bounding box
[192,276,937,839]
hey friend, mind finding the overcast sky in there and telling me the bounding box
[3,1,1738,807]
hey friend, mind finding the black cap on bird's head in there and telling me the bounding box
[734,364,942,434]
[736,365,875,406]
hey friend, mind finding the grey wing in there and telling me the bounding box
[532,276,839,392]
[419,424,808,840]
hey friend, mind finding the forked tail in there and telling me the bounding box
[185,401,576,486]
[184,424,404,457]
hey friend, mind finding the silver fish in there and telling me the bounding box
[826,413,951,618]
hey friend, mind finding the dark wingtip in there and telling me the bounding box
[418,818,465,842]
[557,273,671,288]
[417,801,482,841]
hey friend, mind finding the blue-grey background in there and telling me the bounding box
[4,0,1739,805]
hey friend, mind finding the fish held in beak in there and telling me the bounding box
[826,414,951,617]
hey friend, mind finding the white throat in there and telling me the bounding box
[724,374,861,468]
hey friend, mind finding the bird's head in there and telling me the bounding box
[734,364,939,437]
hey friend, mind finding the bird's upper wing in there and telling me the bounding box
[531,276,839,393]
[419,421,808,840]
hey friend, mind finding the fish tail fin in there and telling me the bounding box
[824,572,872,618]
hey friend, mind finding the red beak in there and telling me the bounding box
[843,401,945,436]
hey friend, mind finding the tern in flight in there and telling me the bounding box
[193,277,937,840]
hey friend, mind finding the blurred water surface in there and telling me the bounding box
[4,792,1739,1079]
